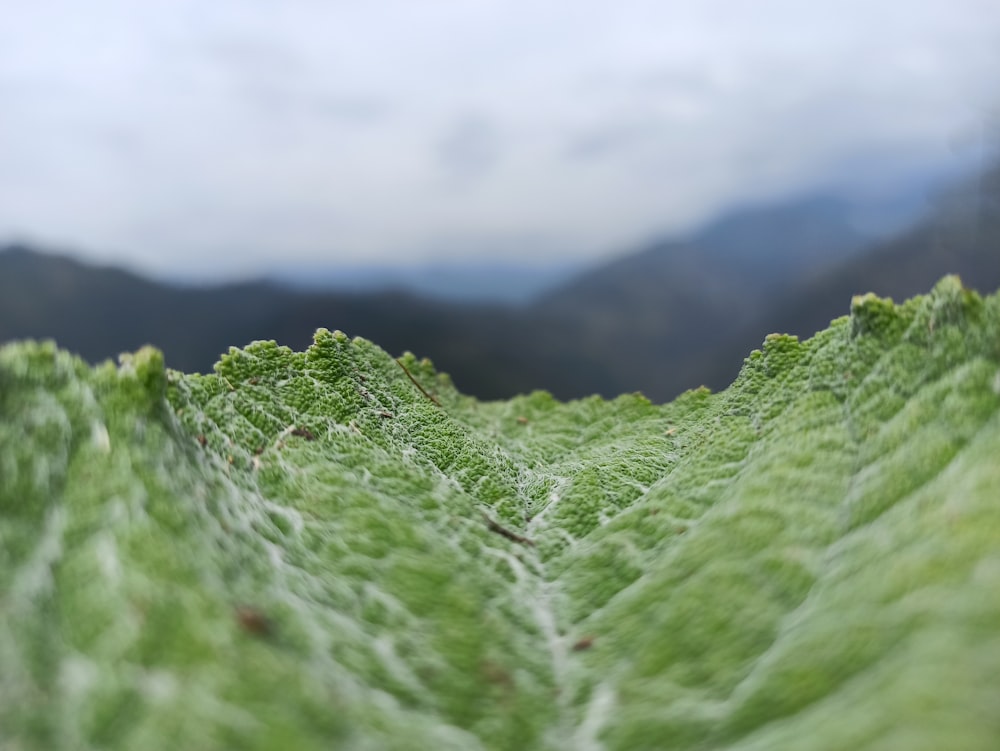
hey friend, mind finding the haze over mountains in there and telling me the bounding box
[268,260,584,305]
[2,163,998,402]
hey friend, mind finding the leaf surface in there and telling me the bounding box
[2,276,1000,750]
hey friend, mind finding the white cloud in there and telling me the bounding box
[0,0,998,276]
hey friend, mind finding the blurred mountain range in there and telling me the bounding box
[2,163,998,402]
[264,259,584,305]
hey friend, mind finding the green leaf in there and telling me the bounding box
[2,276,999,750]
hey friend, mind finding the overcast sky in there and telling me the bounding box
[1,0,998,278]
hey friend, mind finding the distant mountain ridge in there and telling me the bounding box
[269,259,582,305]
[2,166,997,401]
[532,191,917,397]
[737,161,1000,340]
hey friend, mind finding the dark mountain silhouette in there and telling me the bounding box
[693,161,1000,391]
[0,245,607,399]
[757,163,1000,338]
[0,246,283,370]
[1,164,997,402]
[532,193,884,399]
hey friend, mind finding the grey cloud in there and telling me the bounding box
[199,35,390,125]
[414,228,567,261]
[565,119,667,160]
[199,35,308,83]
[3,0,999,273]
[634,67,725,95]
[435,115,503,182]
[233,83,391,125]
[312,94,391,123]
[563,66,722,160]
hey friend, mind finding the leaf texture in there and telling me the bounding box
[2,276,999,750]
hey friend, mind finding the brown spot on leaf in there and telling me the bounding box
[480,659,514,689]
[482,511,536,547]
[235,606,274,637]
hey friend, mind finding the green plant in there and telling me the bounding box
[2,276,999,749]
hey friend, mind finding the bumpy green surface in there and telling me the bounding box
[2,276,1000,750]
